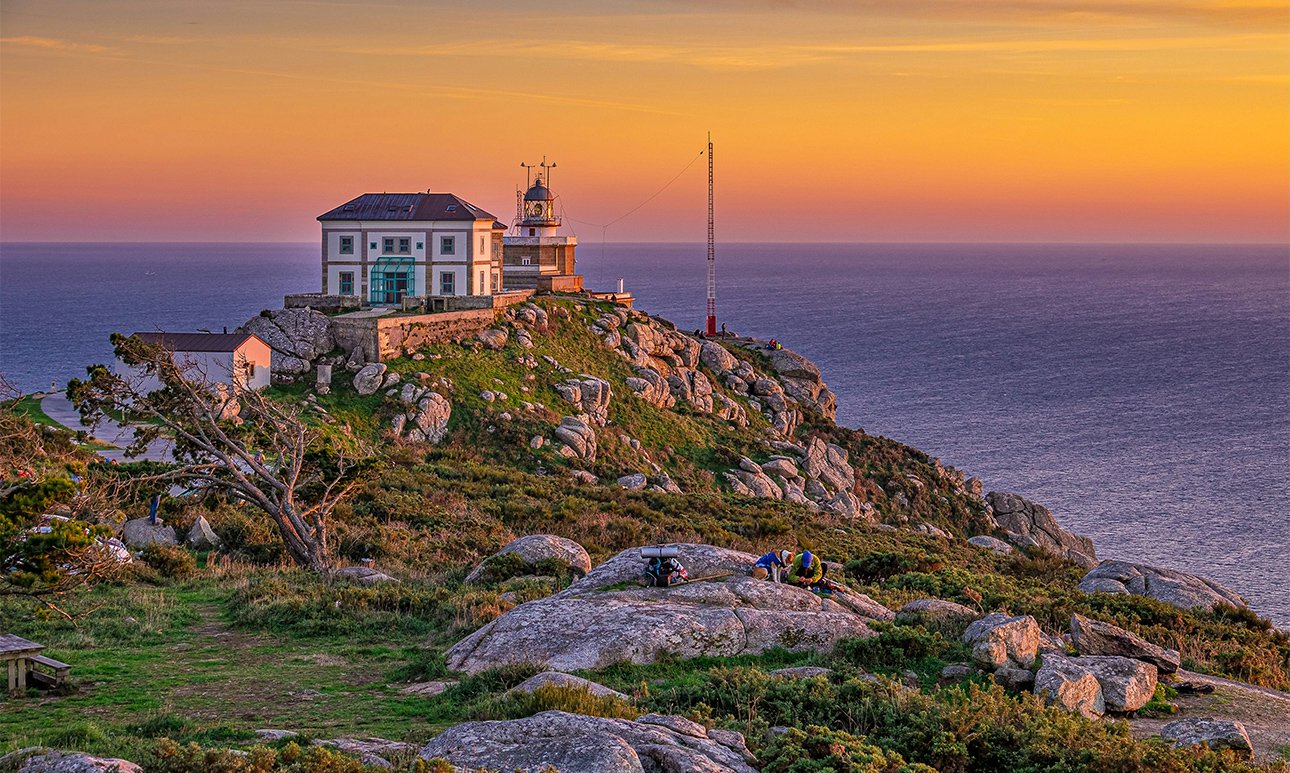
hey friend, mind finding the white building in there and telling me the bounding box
[126,332,272,392]
[317,192,508,305]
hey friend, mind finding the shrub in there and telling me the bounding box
[141,543,198,579]
[476,682,639,721]
[846,551,944,584]
[759,726,930,773]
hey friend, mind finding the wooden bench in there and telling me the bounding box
[26,654,71,689]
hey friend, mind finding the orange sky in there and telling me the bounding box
[1,0,1288,243]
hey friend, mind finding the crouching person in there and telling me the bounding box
[751,549,793,582]
[787,550,825,590]
[641,546,689,587]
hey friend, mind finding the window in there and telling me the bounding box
[479,236,485,253]
[339,236,353,255]
[528,228,535,236]
[398,237,411,254]
[491,273,498,292]
[441,236,455,255]
[520,256,531,266]
[369,241,377,250]
[338,271,354,295]
[416,241,424,250]
[382,237,396,253]
[479,271,485,294]
[440,271,455,295]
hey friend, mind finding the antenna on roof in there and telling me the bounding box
[540,156,556,189]
[520,161,538,189]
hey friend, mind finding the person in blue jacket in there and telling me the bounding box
[751,549,794,582]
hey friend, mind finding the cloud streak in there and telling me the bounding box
[0,35,113,54]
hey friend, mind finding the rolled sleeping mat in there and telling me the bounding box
[639,545,680,559]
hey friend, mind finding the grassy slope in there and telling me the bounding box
[2,298,1287,770]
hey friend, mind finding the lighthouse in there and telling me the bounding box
[502,162,582,292]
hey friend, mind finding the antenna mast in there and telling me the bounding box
[705,133,717,336]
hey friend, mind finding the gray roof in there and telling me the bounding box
[524,180,554,202]
[0,634,42,655]
[318,193,497,222]
[131,332,262,353]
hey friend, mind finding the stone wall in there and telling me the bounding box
[332,308,506,363]
[284,293,362,313]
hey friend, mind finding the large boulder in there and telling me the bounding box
[624,368,674,409]
[967,535,1014,555]
[507,671,628,701]
[1069,613,1180,673]
[445,544,882,674]
[406,391,452,443]
[465,535,592,584]
[121,517,177,550]
[985,492,1097,568]
[476,329,508,350]
[419,710,756,772]
[1160,718,1254,759]
[1034,657,1106,719]
[5,749,142,773]
[963,612,1040,670]
[240,308,335,376]
[352,363,387,396]
[699,340,739,373]
[1077,559,1246,612]
[186,516,220,550]
[1034,654,1156,714]
[1070,655,1157,712]
[897,598,979,626]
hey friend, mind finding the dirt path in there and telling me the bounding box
[1129,669,1290,763]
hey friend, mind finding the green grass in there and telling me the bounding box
[8,394,59,428]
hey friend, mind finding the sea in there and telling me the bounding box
[2,241,1287,626]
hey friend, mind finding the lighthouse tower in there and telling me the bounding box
[502,164,582,292]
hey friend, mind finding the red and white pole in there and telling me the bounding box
[705,133,717,336]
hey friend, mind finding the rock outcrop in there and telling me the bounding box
[553,416,597,461]
[418,710,757,773]
[1077,559,1246,611]
[334,566,398,585]
[241,308,335,378]
[985,492,1097,568]
[389,387,452,443]
[761,346,837,420]
[3,749,142,773]
[445,544,884,674]
[476,329,508,350]
[1069,613,1180,673]
[121,517,177,550]
[555,376,612,426]
[465,535,592,584]
[963,613,1040,670]
[1160,718,1254,759]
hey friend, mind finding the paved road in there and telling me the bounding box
[40,393,175,463]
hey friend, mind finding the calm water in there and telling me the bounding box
[3,242,1288,626]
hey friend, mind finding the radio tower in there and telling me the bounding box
[705,133,717,336]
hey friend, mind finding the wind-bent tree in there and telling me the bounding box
[67,334,368,573]
[1,387,118,617]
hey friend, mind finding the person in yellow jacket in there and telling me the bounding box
[786,550,823,587]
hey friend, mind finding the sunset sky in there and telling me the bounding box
[1,0,1287,243]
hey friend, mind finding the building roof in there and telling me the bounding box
[524,178,555,202]
[318,193,498,222]
[131,332,263,353]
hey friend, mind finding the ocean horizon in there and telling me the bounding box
[2,240,1287,627]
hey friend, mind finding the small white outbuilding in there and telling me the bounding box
[125,331,272,392]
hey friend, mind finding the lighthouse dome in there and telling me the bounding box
[524,177,554,202]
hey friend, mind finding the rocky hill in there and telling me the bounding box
[2,296,1287,772]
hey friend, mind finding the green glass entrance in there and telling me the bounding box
[370,257,414,305]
